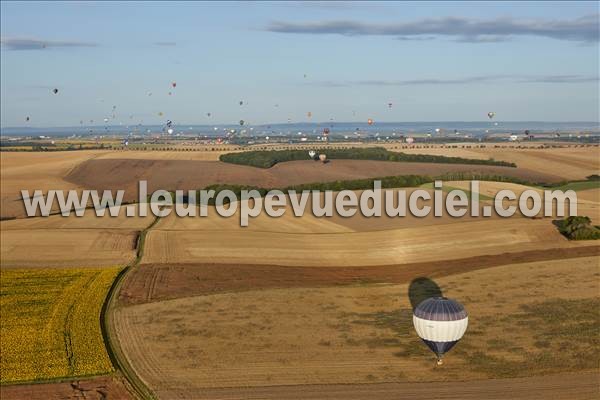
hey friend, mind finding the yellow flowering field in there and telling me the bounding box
[0,267,121,383]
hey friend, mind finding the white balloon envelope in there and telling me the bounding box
[413,297,468,365]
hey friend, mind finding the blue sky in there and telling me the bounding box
[1,1,598,127]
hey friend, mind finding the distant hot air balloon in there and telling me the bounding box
[487,112,495,119]
[172,82,177,88]
[168,92,172,96]
[388,103,392,109]
[26,116,30,122]
[239,100,244,106]
[239,120,245,126]
[367,118,373,125]
[52,88,58,94]
[413,297,468,365]
[308,150,316,159]
[319,154,327,163]
[167,128,174,134]
[307,112,312,118]
[207,112,211,117]
[166,120,172,127]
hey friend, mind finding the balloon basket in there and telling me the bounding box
[436,358,443,366]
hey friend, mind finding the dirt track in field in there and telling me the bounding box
[0,376,133,400]
[119,245,600,305]
[64,158,561,202]
[183,372,599,400]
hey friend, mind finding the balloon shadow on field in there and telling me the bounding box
[408,277,442,311]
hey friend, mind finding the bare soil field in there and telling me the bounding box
[0,229,136,268]
[113,256,599,394]
[64,158,560,203]
[0,376,133,400]
[120,246,599,305]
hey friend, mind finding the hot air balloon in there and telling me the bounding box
[52,88,58,94]
[26,116,30,122]
[172,82,177,88]
[168,92,172,96]
[207,112,211,117]
[367,118,373,125]
[239,100,244,106]
[166,120,172,127]
[167,128,174,134]
[239,120,244,126]
[413,297,468,365]
[308,150,316,159]
[487,112,495,119]
[307,112,312,118]
[319,154,327,163]
[388,103,392,108]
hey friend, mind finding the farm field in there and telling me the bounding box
[1,145,599,400]
[113,256,600,396]
[140,217,582,267]
[0,267,121,383]
[65,158,560,201]
[3,144,597,220]
[0,375,133,400]
[0,229,137,268]
[0,206,151,268]
[395,144,600,181]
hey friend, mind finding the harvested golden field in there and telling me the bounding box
[113,256,600,395]
[398,145,600,181]
[0,204,152,231]
[0,151,104,219]
[0,229,137,268]
[0,267,121,383]
[95,149,238,161]
[141,217,580,267]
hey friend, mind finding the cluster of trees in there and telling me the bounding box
[219,147,516,168]
[554,216,600,240]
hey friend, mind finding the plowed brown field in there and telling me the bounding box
[64,158,561,203]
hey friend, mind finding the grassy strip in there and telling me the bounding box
[100,214,161,400]
[219,147,516,168]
